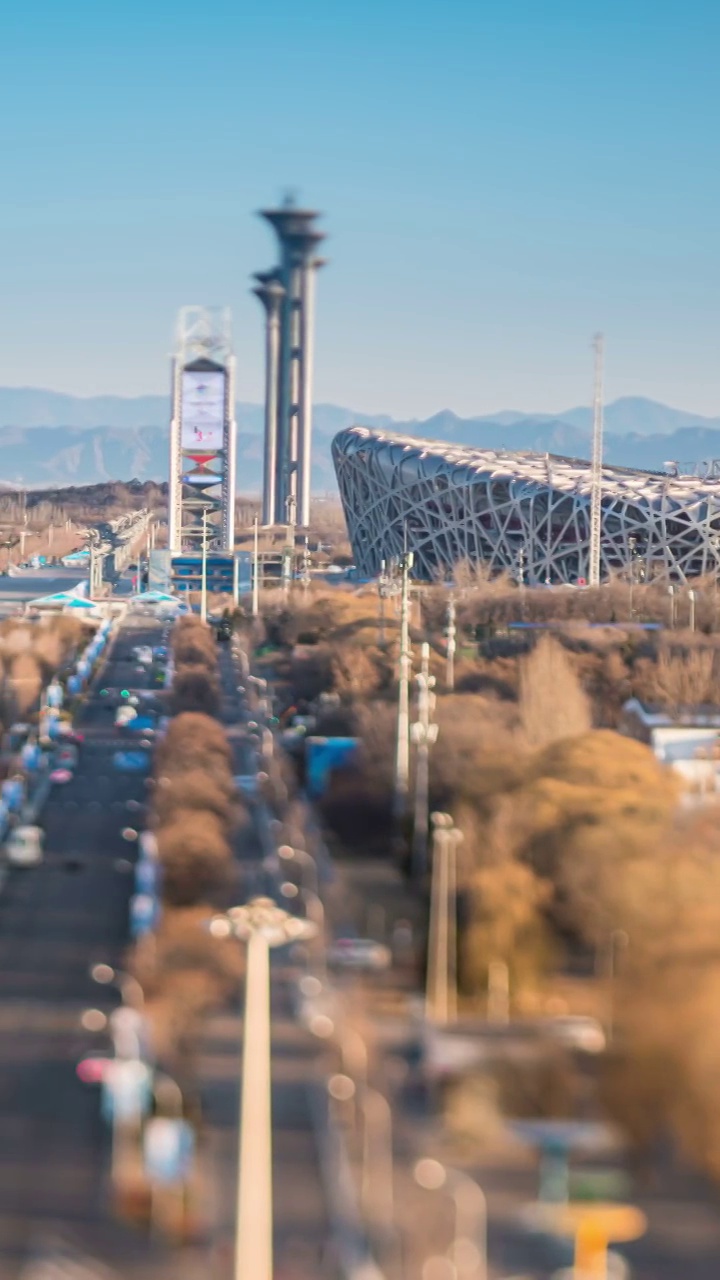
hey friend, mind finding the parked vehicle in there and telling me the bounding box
[6,825,44,866]
[327,938,392,972]
[49,768,73,785]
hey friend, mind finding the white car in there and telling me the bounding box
[6,825,44,866]
[115,705,138,727]
[544,1016,607,1055]
[327,938,392,972]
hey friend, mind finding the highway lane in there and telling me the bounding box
[201,642,331,1278]
[0,616,165,1277]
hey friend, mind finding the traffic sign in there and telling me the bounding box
[143,1117,195,1185]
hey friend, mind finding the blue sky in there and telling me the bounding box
[1,0,719,416]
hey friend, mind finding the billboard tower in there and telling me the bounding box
[168,306,236,555]
[255,198,326,529]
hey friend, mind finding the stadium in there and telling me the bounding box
[332,426,720,585]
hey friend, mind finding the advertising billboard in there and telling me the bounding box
[180,370,225,450]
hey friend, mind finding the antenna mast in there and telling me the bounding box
[588,332,605,587]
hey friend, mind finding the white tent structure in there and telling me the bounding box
[26,590,101,614]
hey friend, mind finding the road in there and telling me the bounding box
[198,642,330,1278]
[0,615,171,1276]
[0,615,329,1279]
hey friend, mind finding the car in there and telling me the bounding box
[55,745,79,769]
[115,705,138,727]
[234,774,259,798]
[326,938,392,972]
[57,726,84,745]
[113,751,151,773]
[49,768,73,785]
[5,825,44,866]
[127,716,155,734]
[543,1016,607,1055]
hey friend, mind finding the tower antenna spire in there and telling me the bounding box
[588,332,605,587]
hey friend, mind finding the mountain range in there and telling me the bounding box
[1,388,720,488]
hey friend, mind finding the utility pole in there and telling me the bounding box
[302,535,311,600]
[411,642,438,878]
[589,333,605,588]
[378,560,388,647]
[445,594,456,692]
[393,550,414,821]
[252,516,260,618]
[200,506,209,623]
[426,813,459,1024]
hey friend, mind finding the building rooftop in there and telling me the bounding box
[338,425,720,507]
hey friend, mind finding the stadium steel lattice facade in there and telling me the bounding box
[332,426,720,585]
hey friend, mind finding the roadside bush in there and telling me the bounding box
[170,663,221,716]
[152,772,237,831]
[155,712,232,780]
[156,811,232,907]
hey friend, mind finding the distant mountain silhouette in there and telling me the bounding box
[1,387,720,488]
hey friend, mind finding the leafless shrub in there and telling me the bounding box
[519,636,592,747]
[632,645,720,710]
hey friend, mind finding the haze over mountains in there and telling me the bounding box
[1,388,720,488]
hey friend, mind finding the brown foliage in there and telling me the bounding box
[519,636,592,747]
[155,712,232,781]
[152,772,237,831]
[8,653,42,715]
[170,664,221,716]
[632,644,720,710]
[156,811,232,907]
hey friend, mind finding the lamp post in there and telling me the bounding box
[411,642,438,879]
[628,535,637,619]
[426,813,460,1024]
[445,594,456,692]
[393,550,414,821]
[414,1159,487,1280]
[668,584,676,629]
[689,588,697,634]
[279,879,326,978]
[210,897,316,1280]
[277,843,319,899]
[90,962,145,1012]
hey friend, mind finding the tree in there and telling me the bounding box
[519,636,592,747]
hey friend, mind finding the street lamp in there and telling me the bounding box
[627,535,637,619]
[90,962,145,1011]
[279,879,326,977]
[277,843,320,899]
[414,1158,487,1280]
[411,642,439,879]
[210,897,316,1280]
[426,814,461,1024]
